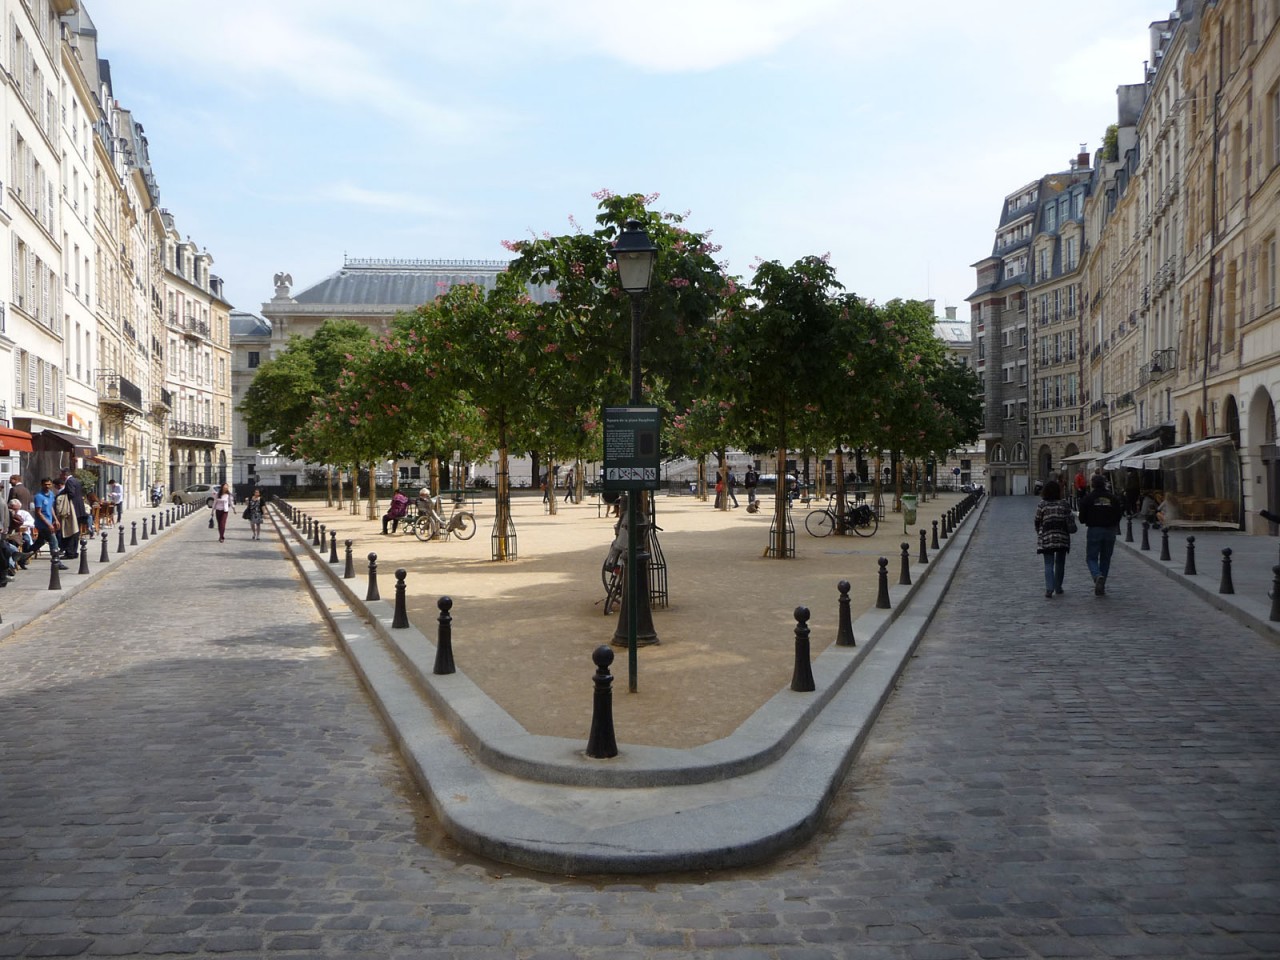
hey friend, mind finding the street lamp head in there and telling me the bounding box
[611,219,658,294]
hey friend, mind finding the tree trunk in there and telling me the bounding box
[326,466,333,508]
[717,449,728,510]
[696,456,707,501]
[773,443,788,558]
[834,447,847,535]
[495,444,512,561]
[547,456,558,515]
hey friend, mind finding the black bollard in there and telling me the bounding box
[899,543,912,586]
[329,531,339,564]
[47,554,62,591]
[151,514,157,536]
[876,557,891,609]
[366,552,380,601]
[1160,528,1171,561]
[918,529,929,565]
[835,580,855,647]
[790,606,815,692]
[99,531,109,563]
[1184,535,1197,576]
[1271,566,1280,622]
[1141,521,1151,551]
[314,522,324,548]
[130,521,137,546]
[931,520,940,550]
[77,545,89,575]
[940,514,949,540]
[1125,516,1133,543]
[117,524,126,553]
[141,517,149,540]
[392,569,409,628]
[1219,548,1234,594]
[343,540,355,579]
[584,645,617,759]
[433,596,456,675]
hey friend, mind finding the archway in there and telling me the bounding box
[1195,407,1207,440]
[185,449,197,489]
[1223,394,1240,445]
[1180,411,1192,443]
[1249,386,1278,528]
[218,451,228,485]
[1038,444,1053,479]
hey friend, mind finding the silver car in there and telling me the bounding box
[172,482,217,506]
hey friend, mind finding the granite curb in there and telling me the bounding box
[270,496,989,873]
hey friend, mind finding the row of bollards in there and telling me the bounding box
[277,492,987,762]
[45,503,195,591]
[1139,521,1277,619]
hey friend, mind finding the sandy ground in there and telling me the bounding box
[281,488,962,750]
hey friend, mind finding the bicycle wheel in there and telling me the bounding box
[414,515,440,541]
[851,510,878,537]
[603,568,624,615]
[450,511,477,540]
[805,509,836,537]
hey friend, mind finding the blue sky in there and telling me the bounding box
[85,1,1160,318]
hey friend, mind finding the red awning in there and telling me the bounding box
[0,426,33,453]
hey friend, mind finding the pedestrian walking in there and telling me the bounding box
[1072,469,1086,507]
[243,489,265,540]
[1033,478,1075,598]
[107,478,123,523]
[726,469,740,508]
[31,478,66,567]
[1079,472,1125,595]
[744,466,759,509]
[563,467,575,504]
[211,483,233,542]
[57,469,87,559]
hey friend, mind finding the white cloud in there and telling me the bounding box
[319,182,459,218]
[491,0,845,72]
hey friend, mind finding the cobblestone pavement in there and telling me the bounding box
[2,498,1279,958]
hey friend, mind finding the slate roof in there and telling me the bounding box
[289,258,554,307]
[229,311,271,338]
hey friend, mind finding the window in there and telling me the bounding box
[1269,236,1278,310]
[247,351,260,368]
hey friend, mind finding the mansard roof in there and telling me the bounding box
[290,257,552,307]
[229,311,271,338]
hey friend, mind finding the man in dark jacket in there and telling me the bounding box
[58,469,88,560]
[1079,473,1125,595]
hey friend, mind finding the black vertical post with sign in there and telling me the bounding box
[602,405,662,691]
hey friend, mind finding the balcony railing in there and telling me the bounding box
[168,420,221,441]
[97,372,144,413]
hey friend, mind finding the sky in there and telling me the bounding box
[82,0,1163,319]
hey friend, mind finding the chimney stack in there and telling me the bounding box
[1077,143,1091,170]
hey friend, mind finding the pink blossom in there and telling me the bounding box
[544,343,559,353]
[500,239,520,252]
[592,188,614,200]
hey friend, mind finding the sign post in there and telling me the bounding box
[602,406,662,691]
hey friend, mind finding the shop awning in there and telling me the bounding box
[87,453,124,467]
[1139,435,1235,470]
[1060,450,1101,465]
[1102,438,1160,470]
[0,426,33,453]
[38,430,97,458]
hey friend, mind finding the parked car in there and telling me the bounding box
[172,482,217,506]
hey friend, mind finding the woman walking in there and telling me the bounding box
[1034,478,1076,598]
[211,483,233,542]
[245,489,265,540]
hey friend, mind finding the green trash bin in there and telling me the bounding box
[901,494,918,526]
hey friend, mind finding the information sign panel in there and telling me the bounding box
[602,406,661,491]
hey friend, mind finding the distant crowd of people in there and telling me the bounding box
[1,469,123,582]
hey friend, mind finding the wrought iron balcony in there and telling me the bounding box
[168,420,221,441]
[97,372,145,413]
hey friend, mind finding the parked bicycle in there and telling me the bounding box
[804,493,879,538]
[412,494,477,542]
[597,514,663,614]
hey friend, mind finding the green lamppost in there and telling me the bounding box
[609,220,659,689]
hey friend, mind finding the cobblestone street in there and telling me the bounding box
[1,498,1278,958]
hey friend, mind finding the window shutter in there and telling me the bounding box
[14,349,23,407]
